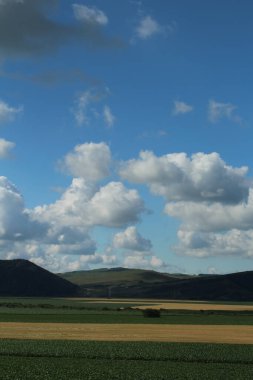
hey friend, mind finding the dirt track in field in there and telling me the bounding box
[0,323,253,344]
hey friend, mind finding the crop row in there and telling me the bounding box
[1,355,253,380]
[0,339,253,364]
[0,340,252,380]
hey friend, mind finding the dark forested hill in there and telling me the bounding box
[1,260,253,300]
[60,267,253,301]
[0,259,82,297]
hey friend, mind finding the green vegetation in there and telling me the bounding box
[59,266,253,301]
[0,262,252,378]
[0,298,252,378]
[142,308,161,318]
[0,298,252,324]
[1,259,253,301]
[0,339,252,379]
[59,267,173,285]
[0,311,252,324]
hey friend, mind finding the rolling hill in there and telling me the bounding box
[1,260,252,300]
[59,267,253,301]
[0,259,82,297]
[60,267,184,286]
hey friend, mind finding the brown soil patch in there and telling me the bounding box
[0,323,252,344]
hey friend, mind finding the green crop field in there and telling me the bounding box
[0,339,252,380]
[0,297,252,325]
[0,310,253,325]
[0,298,252,379]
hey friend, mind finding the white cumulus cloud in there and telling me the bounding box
[88,182,145,227]
[123,252,166,270]
[0,138,15,158]
[73,4,108,26]
[120,151,249,204]
[173,101,193,115]
[0,177,46,241]
[113,226,152,251]
[134,15,175,41]
[173,228,253,258]
[3,242,107,273]
[72,90,96,126]
[34,179,144,230]
[0,100,22,123]
[0,141,149,270]
[103,105,115,127]
[165,189,253,233]
[60,142,112,182]
[208,99,240,123]
[72,87,110,126]
[165,186,253,258]
[136,16,161,39]
[120,148,253,259]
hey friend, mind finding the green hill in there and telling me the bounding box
[1,260,252,301]
[59,267,253,301]
[59,267,181,286]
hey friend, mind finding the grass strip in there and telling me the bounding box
[0,312,252,325]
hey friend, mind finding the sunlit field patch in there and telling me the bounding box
[133,302,253,311]
[0,322,252,344]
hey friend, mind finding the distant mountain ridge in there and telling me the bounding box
[1,260,253,300]
[59,267,253,301]
[0,259,82,297]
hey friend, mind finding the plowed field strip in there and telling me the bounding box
[0,323,252,344]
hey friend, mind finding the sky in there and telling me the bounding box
[0,0,253,274]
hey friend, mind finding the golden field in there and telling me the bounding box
[0,322,252,344]
[133,302,253,311]
[74,298,253,311]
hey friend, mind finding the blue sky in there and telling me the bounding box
[0,0,253,274]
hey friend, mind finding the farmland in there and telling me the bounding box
[0,297,253,325]
[0,297,252,379]
[0,339,252,379]
[0,322,253,343]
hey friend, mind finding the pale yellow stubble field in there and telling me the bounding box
[71,298,253,311]
[0,322,253,344]
[133,302,253,311]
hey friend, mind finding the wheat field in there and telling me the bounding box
[0,322,252,344]
[69,298,253,311]
[133,302,253,311]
